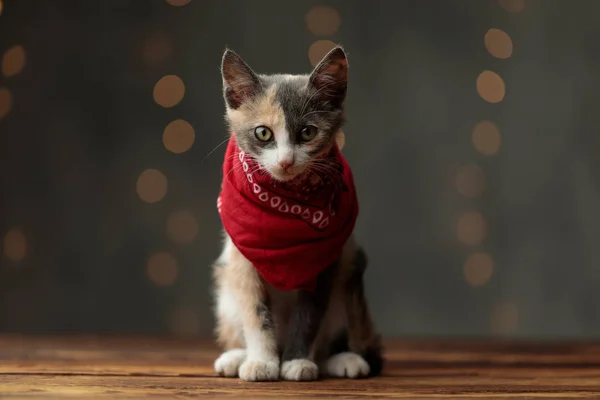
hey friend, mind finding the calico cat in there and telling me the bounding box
[212,45,383,382]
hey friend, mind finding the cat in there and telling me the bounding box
[211,45,383,382]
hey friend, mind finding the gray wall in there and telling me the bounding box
[1,0,599,339]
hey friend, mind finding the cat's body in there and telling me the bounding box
[212,46,383,382]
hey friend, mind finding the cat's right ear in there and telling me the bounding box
[221,49,262,109]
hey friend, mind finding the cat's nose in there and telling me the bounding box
[279,160,293,171]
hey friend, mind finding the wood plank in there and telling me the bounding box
[1,336,600,398]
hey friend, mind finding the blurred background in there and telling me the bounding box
[1,0,599,340]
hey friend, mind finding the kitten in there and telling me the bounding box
[211,45,383,382]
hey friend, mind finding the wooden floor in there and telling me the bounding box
[1,336,600,398]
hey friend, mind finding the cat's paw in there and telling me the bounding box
[214,349,247,377]
[326,352,370,379]
[238,358,280,382]
[281,359,319,381]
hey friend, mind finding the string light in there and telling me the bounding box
[456,164,485,198]
[153,75,185,108]
[166,210,198,245]
[3,227,26,262]
[163,119,195,154]
[457,211,486,246]
[169,308,200,337]
[499,0,525,13]
[305,5,341,36]
[142,33,173,69]
[485,29,513,59]
[491,301,519,334]
[308,40,337,67]
[147,252,178,286]
[464,252,494,287]
[2,45,26,77]
[472,120,501,156]
[136,169,168,203]
[335,130,345,151]
[166,0,191,6]
[476,70,505,103]
[0,87,12,120]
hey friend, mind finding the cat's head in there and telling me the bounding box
[220,46,348,182]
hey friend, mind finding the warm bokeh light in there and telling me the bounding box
[457,211,486,246]
[142,33,173,68]
[499,0,525,13]
[3,227,27,262]
[0,87,13,120]
[472,120,502,156]
[153,75,185,108]
[147,252,178,286]
[2,45,26,77]
[464,252,494,287]
[166,210,199,245]
[485,28,513,59]
[169,308,200,337]
[0,0,3,16]
[308,40,337,67]
[456,164,485,198]
[166,0,191,6]
[163,119,195,154]
[476,70,505,103]
[136,169,168,203]
[336,130,345,151]
[491,301,519,334]
[305,5,341,36]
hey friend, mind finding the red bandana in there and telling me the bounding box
[217,135,359,291]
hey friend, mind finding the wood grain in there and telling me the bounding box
[1,336,600,398]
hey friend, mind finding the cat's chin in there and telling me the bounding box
[268,169,309,183]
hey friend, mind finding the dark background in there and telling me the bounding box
[1,0,599,340]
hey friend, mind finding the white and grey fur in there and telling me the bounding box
[212,46,383,382]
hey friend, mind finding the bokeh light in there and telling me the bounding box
[166,0,191,6]
[136,169,168,203]
[166,210,198,245]
[485,28,513,59]
[336,130,345,151]
[499,0,525,13]
[153,75,185,108]
[169,307,200,337]
[476,70,505,103]
[308,40,337,67]
[477,71,506,103]
[0,0,3,16]
[163,119,195,154]
[3,227,27,262]
[142,33,173,68]
[464,252,494,287]
[2,45,26,77]
[305,5,341,36]
[457,211,486,246]
[456,164,485,198]
[147,252,178,286]
[491,301,520,334]
[0,87,13,120]
[472,120,502,156]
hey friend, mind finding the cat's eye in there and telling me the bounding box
[254,126,273,142]
[299,126,318,142]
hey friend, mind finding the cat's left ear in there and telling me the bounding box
[308,45,348,108]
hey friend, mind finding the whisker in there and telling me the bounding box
[202,137,231,161]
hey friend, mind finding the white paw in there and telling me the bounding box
[214,349,247,377]
[238,358,280,381]
[326,352,370,379]
[281,359,319,381]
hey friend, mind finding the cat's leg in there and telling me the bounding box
[334,246,384,378]
[213,239,246,377]
[280,264,336,381]
[213,237,279,381]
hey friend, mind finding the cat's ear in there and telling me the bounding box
[308,46,348,108]
[221,49,262,109]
